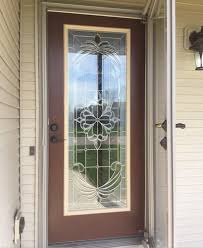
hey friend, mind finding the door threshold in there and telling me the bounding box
[49,236,144,248]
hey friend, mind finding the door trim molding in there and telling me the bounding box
[166,0,176,246]
[42,1,144,20]
[38,2,146,248]
[144,1,176,246]
[145,18,155,239]
[38,3,49,248]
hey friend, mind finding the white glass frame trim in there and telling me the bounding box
[63,25,131,216]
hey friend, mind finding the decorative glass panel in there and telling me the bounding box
[64,26,130,215]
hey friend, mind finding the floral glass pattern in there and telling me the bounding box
[76,96,119,149]
[64,26,130,214]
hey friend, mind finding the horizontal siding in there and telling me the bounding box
[0,0,20,248]
[20,0,36,248]
[175,3,203,248]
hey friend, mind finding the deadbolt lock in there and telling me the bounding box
[50,123,58,132]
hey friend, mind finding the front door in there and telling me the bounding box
[48,12,145,244]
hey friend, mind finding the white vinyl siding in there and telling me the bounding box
[176,2,203,248]
[0,0,20,247]
[20,0,36,248]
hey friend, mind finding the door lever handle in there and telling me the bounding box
[155,120,186,132]
[155,120,167,132]
[50,135,66,143]
[50,135,58,143]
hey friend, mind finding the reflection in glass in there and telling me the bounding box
[64,27,130,214]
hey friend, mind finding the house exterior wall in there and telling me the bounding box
[175,2,203,248]
[20,0,37,248]
[0,0,20,247]
[19,1,203,248]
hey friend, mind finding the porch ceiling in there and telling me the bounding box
[46,0,148,11]
[177,0,203,4]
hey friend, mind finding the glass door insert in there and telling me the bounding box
[64,25,131,215]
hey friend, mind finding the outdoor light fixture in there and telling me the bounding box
[189,26,203,70]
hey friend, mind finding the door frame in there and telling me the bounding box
[145,1,176,247]
[37,1,176,247]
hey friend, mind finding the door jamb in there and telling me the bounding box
[166,0,176,246]
[145,18,155,242]
[144,0,176,246]
[38,3,49,248]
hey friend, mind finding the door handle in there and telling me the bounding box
[155,119,167,132]
[176,123,186,129]
[50,135,66,143]
[50,135,58,143]
[156,120,186,132]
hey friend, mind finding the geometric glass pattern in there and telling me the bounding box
[64,26,131,215]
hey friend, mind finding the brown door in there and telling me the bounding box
[48,12,145,244]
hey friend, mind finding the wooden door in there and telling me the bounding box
[48,12,145,244]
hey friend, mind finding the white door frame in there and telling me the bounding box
[166,0,176,246]
[145,1,176,247]
[145,18,155,241]
[37,1,176,247]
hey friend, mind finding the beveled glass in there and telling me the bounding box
[64,26,131,215]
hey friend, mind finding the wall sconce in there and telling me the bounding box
[189,27,203,70]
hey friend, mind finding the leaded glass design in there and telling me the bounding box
[64,26,130,215]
